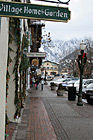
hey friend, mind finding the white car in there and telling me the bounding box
[83,79,93,88]
[82,82,93,98]
[65,80,78,90]
[46,75,53,81]
[74,79,93,94]
[50,78,65,86]
[84,83,93,103]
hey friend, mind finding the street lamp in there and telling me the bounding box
[77,41,87,106]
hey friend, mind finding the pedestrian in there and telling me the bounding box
[32,77,35,87]
[30,79,32,87]
[35,78,38,90]
[41,78,44,90]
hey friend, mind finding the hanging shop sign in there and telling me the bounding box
[32,59,39,66]
[27,52,46,58]
[0,1,71,22]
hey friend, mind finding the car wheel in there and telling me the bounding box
[86,95,92,104]
[82,93,85,99]
[87,98,91,104]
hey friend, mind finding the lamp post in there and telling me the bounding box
[77,41,87,106]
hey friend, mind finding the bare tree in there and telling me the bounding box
[84,37,93,77]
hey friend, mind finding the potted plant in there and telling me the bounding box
[57,84,64,96]
[50,82,57,90]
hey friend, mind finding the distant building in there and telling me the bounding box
[61,67,69,76]
[41,61,59,76]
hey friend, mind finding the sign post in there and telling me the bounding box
[0,1,71,22]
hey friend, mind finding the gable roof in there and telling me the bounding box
[42,60,59,65]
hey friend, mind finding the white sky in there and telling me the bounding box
[41,0,93,41]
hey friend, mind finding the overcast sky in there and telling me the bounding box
[40,0,93,41]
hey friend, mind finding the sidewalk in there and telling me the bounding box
[12,84,93,140]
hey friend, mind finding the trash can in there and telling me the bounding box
[68,87,76,101]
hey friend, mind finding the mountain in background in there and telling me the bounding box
[39,38,81,63]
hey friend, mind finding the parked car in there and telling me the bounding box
[50,78,65,86]
[83,79,93,88]
[50,77,79,87]
[41,75,54,81]
[50,75,54,79]
[74,79,88,94]
[84,83,93,104]
[62,77,79,90]
[46,75,53,81]
[65,79,79,91]
[55,74,60,76]
[76,79,93,95]
[82,80,93,98]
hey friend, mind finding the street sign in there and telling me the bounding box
[0,1,71,22]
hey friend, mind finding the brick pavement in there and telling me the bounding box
[27,97,57,140]
[13,85,57,140]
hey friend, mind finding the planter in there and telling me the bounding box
[57,90,64,96]
[50,82,56,90]
[56,84,64,96]
[51,85,56,90]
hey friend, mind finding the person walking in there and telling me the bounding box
[35,78,39,90]
[41,78,44,91]
[32,77,35,87]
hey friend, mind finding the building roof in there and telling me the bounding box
[42,60,59,65]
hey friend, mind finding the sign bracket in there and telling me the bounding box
[34,0,70,5]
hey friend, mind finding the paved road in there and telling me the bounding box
[12,83,93,140]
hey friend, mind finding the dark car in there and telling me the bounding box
[85,83,93,104]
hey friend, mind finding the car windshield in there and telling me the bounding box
[84,80,93,85]
[71,77,79,80]
[62,78,72,82]
[87,83,93,89]
[56,79,65,82]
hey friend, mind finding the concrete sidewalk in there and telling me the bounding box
[12,84,93,140]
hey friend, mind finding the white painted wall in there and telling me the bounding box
[7,39,17,122]
[7,18,25,122]
[0,17,9,140]
[27,30,31,89]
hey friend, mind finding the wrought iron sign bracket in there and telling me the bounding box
[34,0,70,5]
